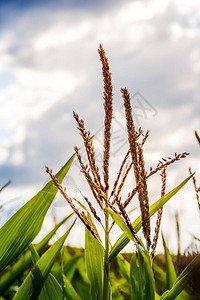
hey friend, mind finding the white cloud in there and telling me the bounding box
[117,2,154,22]
[190,49,200,73]
[0,148,9,164]
[34,20,92,51]
[11,149,25,165]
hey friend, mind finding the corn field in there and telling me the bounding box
[0,45,199,300]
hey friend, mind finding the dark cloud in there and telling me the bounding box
[0,0,133,11]
[0,0,133,30]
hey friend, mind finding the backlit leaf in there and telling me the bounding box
[29,244,63,300]
[109,174,193,261]
[62,273,81,300]
[85,214,104,300]
[162,233,177,289]
[0,213,74,294]
[0,154,75,271]
[160,253,200,300]
[130,247,155,300]
[13,221,75,300]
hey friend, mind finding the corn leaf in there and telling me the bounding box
[30,243,64,300]
[162,234,186,299]
[111,272,129,300]
[70,254,90,300]
[152,263,166,295]
[73,198,102,244]
[13,221,75,300]
[65,255,83,282]
[160,253,200,300]
[85,214,104,300]
[29,243,40,264]
[53,253,83,283]
[38,274,63,300]
[74,256,90,286]
[0,213,73,294]
[107,210,154,299]
[109,174,192,261]
[116,254,130,283]
[130,247,155,300]
[62,273,81,300]
[162,233,177,289]
[29,243,63,300]
[155,292,161,300]
[107,209,141,246]
[0,154,75,271]
[72,279,90,300]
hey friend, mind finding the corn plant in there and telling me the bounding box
[46,45,194,300]
[0,213,73,295]
[0,155,76,299]
[0,45,198,299]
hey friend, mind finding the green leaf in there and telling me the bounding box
[162,233,177,289]
[130,247,155,300]
[13,221,75,300]
[73,198,102,244]
[0,213,73,294]
[155,292,161,300]
[109,174,192,261]
[29,243,40,265]
[162,234,186,299]
[72,278,90,300]
[0,154,75,271]
[116,254,130,283]
[85,214,104,300]
[111,271,129,300]
[74,256,90,285]
[29,244,63,300]
[64,255,83,282]
[53,253,83,283]
[38,274,63,300]
[152,262,166,295]
[107,209,142,246]
[62,273,81,300]
[160,253,200,300]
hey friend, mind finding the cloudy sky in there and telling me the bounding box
[0,0,200,253]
